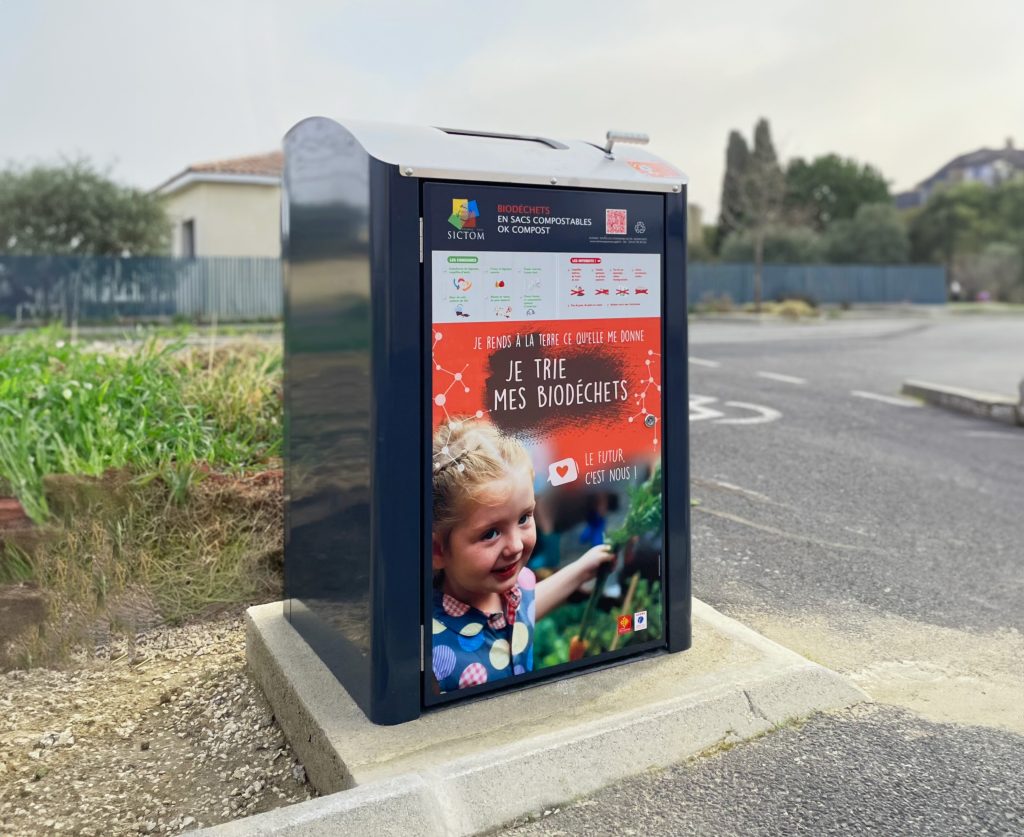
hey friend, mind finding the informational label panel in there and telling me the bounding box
[426,182,665,698]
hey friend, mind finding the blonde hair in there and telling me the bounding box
[432,418,533,540]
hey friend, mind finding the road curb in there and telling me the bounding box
[197,600,865,836]
[901,379,1023,427]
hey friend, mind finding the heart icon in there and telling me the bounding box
[556,465,569,478]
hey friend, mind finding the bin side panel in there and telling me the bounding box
[664,187,692,652]
[283,118,374,712]
[367,161,422,724]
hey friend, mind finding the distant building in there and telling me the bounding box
[895,138,1024,209]
[156,152,283,257]
[157,150,705,256]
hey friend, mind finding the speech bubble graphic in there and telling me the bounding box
[546,457,579,486]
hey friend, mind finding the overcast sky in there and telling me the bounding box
[2,0,1021,217]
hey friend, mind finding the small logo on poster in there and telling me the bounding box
[546,457,579,486]
[448,199,480,230]
[634,221,646,234]
[606,209,627,235]
[633,610,648,631]
[617,614,633,635]
[452,276,472,291]
[570,286,585,297]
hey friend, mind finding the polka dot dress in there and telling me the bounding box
[432,567,537,693]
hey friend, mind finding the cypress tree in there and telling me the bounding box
[716,130,751,249]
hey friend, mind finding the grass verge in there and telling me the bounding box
[0,328,284,666]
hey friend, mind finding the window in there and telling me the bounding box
[181,219,196,258]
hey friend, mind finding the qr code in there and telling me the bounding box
[606,209,627,235]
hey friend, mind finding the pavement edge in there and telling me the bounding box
[902,379,1024,426]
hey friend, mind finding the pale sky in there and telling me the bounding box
[2,0,1022,218]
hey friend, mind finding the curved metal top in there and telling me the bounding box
[287,117,687,194]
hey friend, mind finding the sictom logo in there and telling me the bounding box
[448,199,480,230]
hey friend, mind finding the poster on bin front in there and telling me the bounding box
[426,182,665,696]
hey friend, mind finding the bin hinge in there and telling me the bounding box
[420,624,425,671]
[419,217,424,264]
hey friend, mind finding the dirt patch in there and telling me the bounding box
[2,468,284,669]
[0,611,313,835]
[0,585,48,668]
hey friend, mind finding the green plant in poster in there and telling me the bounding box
[534,462,664,666]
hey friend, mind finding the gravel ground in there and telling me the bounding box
[497,703,1024,836]
[0,612,313,835]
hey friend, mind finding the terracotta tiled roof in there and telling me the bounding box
[187,151,283,177]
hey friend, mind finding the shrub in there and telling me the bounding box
[720,225,826,263]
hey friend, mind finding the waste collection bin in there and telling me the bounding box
[283,117,691,725]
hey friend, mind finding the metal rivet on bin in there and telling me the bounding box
[550,178,558,185]
[404,167,414,176]
[672,185,680,192]
[644,415,657,428]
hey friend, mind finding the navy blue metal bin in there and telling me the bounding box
[282,118,691,725]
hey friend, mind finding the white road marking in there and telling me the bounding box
[757,371,807,385]
[689,357,721,368]
[709,480,776,504]
[850,390,921,408]
[717,401,783,425]
[689,394,725,422]
[690,394,782,426]
[964,430,1024,440]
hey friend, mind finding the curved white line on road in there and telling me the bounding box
[688,394,725,422]
[716,401,783,425]
[851,390,921,407]
[689,357,721,368]
[757,371,807,385]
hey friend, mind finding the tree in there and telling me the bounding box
[715,131,750,251]
[719,118,787,310]
[720,225,825,264]
[825,203,910,264]
[785,154,890,231]
[908,182,990,269]
[0,159,169,256]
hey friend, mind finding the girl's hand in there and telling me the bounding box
[576,544,616,581]
[534,545,617,622]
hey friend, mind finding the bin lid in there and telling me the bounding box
[305,118,687,194]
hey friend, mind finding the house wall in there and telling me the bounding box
[162,181,281,257]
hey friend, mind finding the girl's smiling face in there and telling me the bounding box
[433,467,536,614]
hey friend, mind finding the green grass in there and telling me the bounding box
[0,328,282,521]
[0,327,285,665]
[947,302,1024,315]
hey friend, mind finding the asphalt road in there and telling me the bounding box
[498,314,1024,836]
[499,704,1024,837]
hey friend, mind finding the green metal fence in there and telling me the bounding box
[688,263,948,306]
[0,256,283,323]
[0,256,949,324]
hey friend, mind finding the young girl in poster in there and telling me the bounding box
[431,420,614,693]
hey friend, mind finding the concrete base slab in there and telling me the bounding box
[200,600,865,836]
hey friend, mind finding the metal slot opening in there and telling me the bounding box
[435,127,569,150]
